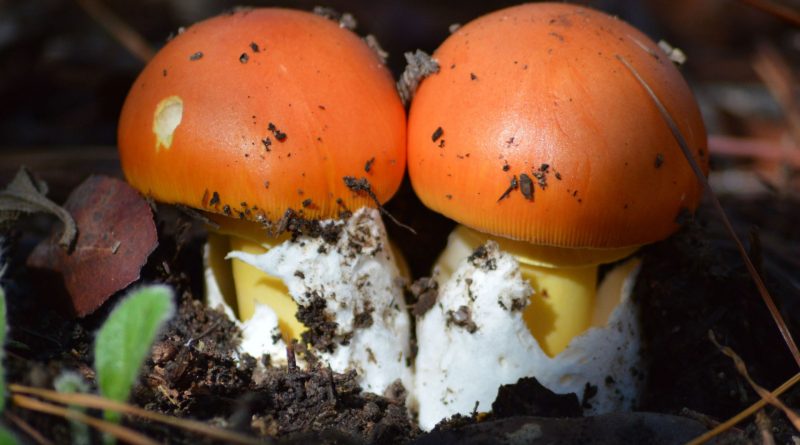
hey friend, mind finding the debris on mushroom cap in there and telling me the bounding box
[397,50,440,105]
[312,6,357,30]
[414,241,642,431]
[222,208,412,395]
[363,34,389,65]
[407,3,708,248]
[117,8,406,224]
[658,40,687,65]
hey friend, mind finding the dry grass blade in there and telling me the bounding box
[12,394,159,445]
[708,135,800,168]
[75,0,154,62]
[4,410,54,445]
[709,332,800,429]
[615,54,800,369]
[752,42,800,149]
[9,384,265,445]
[686,372,800,445]
[739,0,800,27]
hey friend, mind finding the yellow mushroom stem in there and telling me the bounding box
[205,213,410,343]
[435,225,639,357]
[206,216,302,342]
[228,235,305,340]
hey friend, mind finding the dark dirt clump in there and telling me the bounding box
[637,196,800,443]
[466,244,497,271]
[409,277,438,317]
[424,376,581,435]
[297,292,344,354]
[353,302,375,329]
[249,366,417,444]
[416,413,713,445]
[491,377,581,419]
[135,296,250,417]
[445,305,477,333]
[275,208,344,244]
[134,290,419,444]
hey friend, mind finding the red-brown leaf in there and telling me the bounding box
[27,176,158,316]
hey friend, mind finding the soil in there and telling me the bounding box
[2,189,799,444]
[637,196,800,442]
[135,296,416,445]
[4,205,421,444]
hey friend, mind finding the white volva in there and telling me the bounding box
[215,208,413,395]
[413,241,642,431]
[204,209,641,429]
[204,245,289,364]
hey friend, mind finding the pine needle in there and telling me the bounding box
[11,394,159,445]
[615,54,800,368]
[709,332,800,429]
[739,0,800,27]
[75,0,154,62]
[685,338,800,445]
[9,384,265,444]
[4,411,54,445]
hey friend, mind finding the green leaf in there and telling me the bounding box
[94,285,175,422]
[54,371,91,445]
[0,285,7,414]
[54,370,90,395]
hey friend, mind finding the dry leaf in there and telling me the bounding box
[0,167,76,249]
[27,176,157,316]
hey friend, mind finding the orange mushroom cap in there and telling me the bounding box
[118,8,406,223]
[408,3,708,249]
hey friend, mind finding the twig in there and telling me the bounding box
[12,394,159,445]
[4,410,54,445]
[75,0,154,62]
[286,343,297,373]
[739,0,800,27]
[184,319,222,348]
[615,54,800,369]
[9,384,264,445]
[686,372,800,445]
[343,176,417,234]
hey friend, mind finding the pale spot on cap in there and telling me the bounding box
[153,96,183,151]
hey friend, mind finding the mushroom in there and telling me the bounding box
[407,3,708,425]
[117,8,410,392]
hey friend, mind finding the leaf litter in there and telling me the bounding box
[26,175,158,316]
[0,167,77,249]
